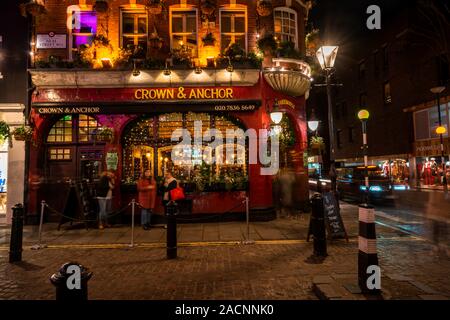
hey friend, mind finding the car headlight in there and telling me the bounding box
[359,185,368,191]
[369,186,383,192]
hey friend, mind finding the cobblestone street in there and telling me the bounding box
[1,203,449,300]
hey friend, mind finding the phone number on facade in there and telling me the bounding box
[214,105,257,111]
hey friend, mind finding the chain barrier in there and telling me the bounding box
[44,202,131,223]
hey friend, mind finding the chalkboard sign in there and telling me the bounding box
[323,192,348,241]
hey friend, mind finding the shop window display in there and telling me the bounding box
[122,113,248,192]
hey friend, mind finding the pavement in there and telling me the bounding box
[0,202,449,300]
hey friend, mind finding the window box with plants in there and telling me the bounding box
[12,125,34,142]
[257,34,277,68]
[20,0,46,17]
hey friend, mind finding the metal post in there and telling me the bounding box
[9,204,24,263]
[130,199,135,248]
[166,201,178,259]
[435,92,448,193]
[311,193,327,257]
[50,262,93,301]
[243,196,254,245]
[326,71,339,206]
[358,119,380,294]
[32,200,47,250]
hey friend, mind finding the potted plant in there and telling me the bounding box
[19,0,46,17]
[305,28,321,57]
[0,121,11,145]
[201,0,216,16]
[202,32,216,47]
[12,125,33,141]
[257,33,277,67]
[94,0,108,13]
[96,127,114,143]
[147,0,164,15]
[256,0,272,17]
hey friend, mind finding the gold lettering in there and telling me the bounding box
[226,88,233,99]
[135,89,142,100]
[149,89,156,100]
[204,88,211,99]
[196,89,205,99]
[142,89,150,100]
[189,89,197,99]
[167,89,174,99]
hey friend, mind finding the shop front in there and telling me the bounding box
[27,70,310,223]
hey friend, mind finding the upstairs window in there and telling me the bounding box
[78,115,100,142]
[220,10,247,52]
[274,8,297,48]
[121,10,148,53]
[171,10,198,57]
[68,9,97,59]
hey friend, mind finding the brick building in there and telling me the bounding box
[23,0,315,224]
[310,1,450,189]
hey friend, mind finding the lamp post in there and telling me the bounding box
[430,86,448,193]
[356,108,380,294]
[316,46,339,199]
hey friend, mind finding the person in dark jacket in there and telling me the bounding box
[162,171,178,206]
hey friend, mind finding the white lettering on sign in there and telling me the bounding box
[36,34,67,49]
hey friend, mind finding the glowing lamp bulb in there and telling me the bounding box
[436,126,447,135]
[357,109,370,121]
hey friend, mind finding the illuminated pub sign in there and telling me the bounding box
[135,87,234,100]
[33,86,261,114]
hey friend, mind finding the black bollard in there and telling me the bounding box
[166,201,178,259]
[50,262,93,301]
[9,204,24,263]
[311,193,327,257]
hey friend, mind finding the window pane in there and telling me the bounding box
[235,16,245,33]
[221,16,231,33]
[221,35,232,52]
[186,15,197,33]
[138,17,147,34]
[122,14,134,34]
[414,110,430,140]
[274,19,281,33]
[172,16,183,33]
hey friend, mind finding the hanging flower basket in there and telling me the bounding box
[257,0,272,17]
[96,127,114,143]
[19,0,47,17]
[94,0,108,13]
[147,0,164,15]
[201,1,216,16]
[202,32,216,47]
[0,121,11,144]
[12,125,34,141]
[149,37,163,49]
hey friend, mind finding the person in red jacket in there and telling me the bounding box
[137,169,157,230]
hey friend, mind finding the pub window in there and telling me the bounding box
[68,9,97,60]
[384,82,392,104]
[47,115,73,143]
[121,10,148,52]
[49,148,72,161]
[220,9,247,52]
[170,9,198,57]
[78,115,100,142]
[274,8,298,48]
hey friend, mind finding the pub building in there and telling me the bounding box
[25,0,313,223]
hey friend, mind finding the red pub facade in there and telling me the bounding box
[25,0,313,222]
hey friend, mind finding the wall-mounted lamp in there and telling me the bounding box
[163,62,172,76]
[195,66,203,74]
[132,60,140,77]
[308,108,320,132]
[270,99,283,125]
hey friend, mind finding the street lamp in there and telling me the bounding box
[307,108,320,132]
[356,108,379,295]
[430,86,448,193]
[270,99,283,125]
[316,45,339,200]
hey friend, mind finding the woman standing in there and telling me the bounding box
[96,171,115,229]
[162,170,178,206]
[137,169,157,230]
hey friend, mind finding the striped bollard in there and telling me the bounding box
[358,203,380,294]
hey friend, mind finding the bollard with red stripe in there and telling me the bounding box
[358,203,380,294]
